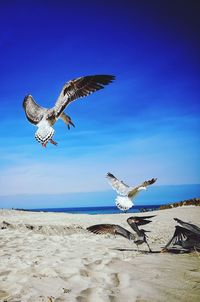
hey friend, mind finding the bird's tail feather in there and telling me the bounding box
[115,196,133,211]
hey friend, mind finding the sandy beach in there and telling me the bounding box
[0,206,200,302]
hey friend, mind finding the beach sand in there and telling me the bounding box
[0,206,200,302]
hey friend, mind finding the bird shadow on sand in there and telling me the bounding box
[111,247,192,254]
[111,248,161,254]
[161,248,192,254]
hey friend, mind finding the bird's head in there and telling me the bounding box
[35,122,55,147]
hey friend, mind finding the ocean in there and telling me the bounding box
[30,205,161,215]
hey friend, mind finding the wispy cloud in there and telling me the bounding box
[0,115,199,196]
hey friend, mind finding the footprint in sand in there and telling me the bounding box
[77,284,120,302]
[77,258,121,301]
[77,288,103,302]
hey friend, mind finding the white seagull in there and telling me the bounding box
[23,75,115,147]
[106,172,157,212]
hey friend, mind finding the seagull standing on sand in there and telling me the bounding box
[23,75,115,147]
[106,173,157,212]
[87,215,156,252]
[162,218,200,252]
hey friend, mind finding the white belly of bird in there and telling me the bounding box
[35,120,55,143]
[115,196,133,211]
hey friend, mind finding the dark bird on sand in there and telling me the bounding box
[23,75,115,147]
[162,218,200,252]
[87,215,156,252]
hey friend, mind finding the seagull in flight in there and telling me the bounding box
[106,172,157,212]
[23,75,115,147]
[87,215,156,252]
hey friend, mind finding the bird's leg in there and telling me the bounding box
[42,142,47,148]
[67,118,75,129]
[146,241,152,253]
[50,139,57,146]
[60,112,75,130]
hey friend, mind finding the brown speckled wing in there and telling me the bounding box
[23,95,47,125]
[87,224,117,235]
[53,75,115,118]
[87,223,134,240]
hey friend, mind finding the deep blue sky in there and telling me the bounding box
[0,0,200,208]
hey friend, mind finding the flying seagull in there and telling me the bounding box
[87,215,156,252]
[162,218,200,252]
[106,172,157,212]
[23,75,115,147]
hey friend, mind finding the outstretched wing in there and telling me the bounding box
[174,218,200,236]
[128,215,156,226]
[23,95,48,125]
[106,172,130,196]
[163,225,199,250]
[87,224,134,240]
[128,178,157,199]
[53,75,115,118]
[127,215,155,235]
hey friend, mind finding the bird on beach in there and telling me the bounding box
[23,75,115,147]
[162,218,200,252]
[106,172,157,212]
[87,215,156,252]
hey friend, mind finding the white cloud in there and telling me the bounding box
[0,131,199,196]
[0,114,199,196]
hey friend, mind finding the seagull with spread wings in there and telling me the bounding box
[23,75,115,147]
[87,215,156,252]
[106,172,157,212]
[162,218,200,252]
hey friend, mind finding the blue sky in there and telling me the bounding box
[0,0,200,208]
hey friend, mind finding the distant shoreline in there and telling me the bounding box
[9,197,200,214]
[159,197,200,210]
[12,204,161,215]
